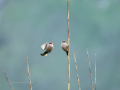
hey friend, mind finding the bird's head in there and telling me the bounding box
[62,41,67,43]
[49,43,53,45]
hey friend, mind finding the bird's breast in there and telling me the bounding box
[47,46,53,52]
[62,45,68,51]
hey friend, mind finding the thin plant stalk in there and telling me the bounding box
[95,50,96,90]
[26,57,32,90]
[74,51,81,90]
[4,71,13,90]
[87,49,94,90]
[67,0,70,90]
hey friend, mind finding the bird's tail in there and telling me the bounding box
[40,53,47,56]
[40,51,48,56]
[66,51,68,56]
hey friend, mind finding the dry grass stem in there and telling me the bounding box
[95,50,96,90]
[4,71,13,90]
[74,51,81,90]
[67,0,70,90]
[87,49,94,90]
[26,57,32,90]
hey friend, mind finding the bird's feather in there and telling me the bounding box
[44,54,47,56]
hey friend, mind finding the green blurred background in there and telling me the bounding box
[0,0,120,90]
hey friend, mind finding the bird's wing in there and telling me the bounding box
[41,42,48,50]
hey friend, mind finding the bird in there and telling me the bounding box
[61,41,68,56]
[40,42,54,56]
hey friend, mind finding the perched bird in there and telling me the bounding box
[40,42,54,56]
[61,41,68,56]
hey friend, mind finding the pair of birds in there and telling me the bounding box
[40,41,68,56]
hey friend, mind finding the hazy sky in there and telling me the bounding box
[0,0,120,90]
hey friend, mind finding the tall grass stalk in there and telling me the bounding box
[4,71,13,90]
[87,50,94,90]
[67,0,70,90]
[74,51,81,90]
[95,50,96,90]
[26,57,32,90]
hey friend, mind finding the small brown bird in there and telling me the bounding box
[61,41,68,56]
[40,42,54,56]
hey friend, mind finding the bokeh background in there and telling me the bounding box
[0,0,120,90]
